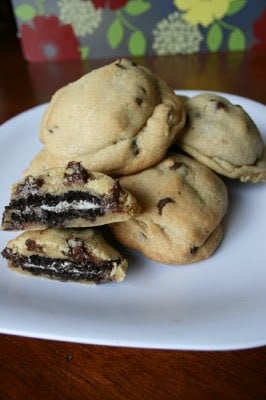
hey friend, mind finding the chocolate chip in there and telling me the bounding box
[25,239,44,254]
[66,237,94,264]
[131,61,138,67]
[131,139,140,156]
[115,62,127,70]
[210,98,226,110]
[135,97,143,106]
[140,86,147,94]
[16,176,44,197]
[63,161,89,185]
[190,246,198,255]
[47,125,58,134]
[139,232,147,239]
[108,180,124,209]
[1,247,13,259]
[170,162,183,170]
[215,101,226,110]
[157,197,175,215]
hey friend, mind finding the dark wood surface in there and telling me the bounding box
[0,35,266,400]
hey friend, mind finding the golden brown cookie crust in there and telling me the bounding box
[26,59,186,176]
[110,154,228,265]
[177,93,266,182]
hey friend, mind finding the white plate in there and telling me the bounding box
[0,91,265,351]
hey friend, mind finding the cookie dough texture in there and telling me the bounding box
[177,93,266,183]
[1,228,127,284]
[110,154,228,265]
[25,58,186,176]
[2,161,140,231]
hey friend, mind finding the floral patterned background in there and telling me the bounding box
[11,0,266,62]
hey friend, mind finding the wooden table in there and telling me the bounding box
[0,36,266,400]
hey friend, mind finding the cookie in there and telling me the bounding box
[177,93,266,183]
[2,161,140,231]
[25,58,186,176]
[1,228,127,284]
[110,154,228,265]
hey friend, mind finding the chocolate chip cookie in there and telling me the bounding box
[177,93,266,183]
[110,154,228,265]
[2,161,140,231]
[1,228,127,283]
[25,58,186,176]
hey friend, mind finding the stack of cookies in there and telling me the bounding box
[1,59,265,284]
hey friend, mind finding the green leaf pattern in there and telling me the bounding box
[226,0,247,16]
[15,4,36,21]
[206,23,223,52]
[124,0,151,16]
[128,30,147,56]
[80,46,90,60]
[107,18,124,49]
[12,0,259,59]
[107,1,150,57]
[228,28,246,50]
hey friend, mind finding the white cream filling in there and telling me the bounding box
[40,200,101,213]
[23,260,112,278]
[24,260,87,274]
[24,261,61,272]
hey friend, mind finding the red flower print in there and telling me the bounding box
[91,0,129,11]
[20,16,81,62]
[252,9,266,52]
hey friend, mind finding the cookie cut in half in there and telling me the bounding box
[177,93,266,183]
[1,161,140,231]
[1,228,127,284]
[110,154,228,265]
[25,58,186,176]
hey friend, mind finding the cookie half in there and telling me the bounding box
[2,161,140,231]
[25,58,186,176]
[1,228,127,284]
[110,154,228,265]
[177,93,266,183]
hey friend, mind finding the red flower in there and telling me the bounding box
[91,0,129,11]
[252,9,266,52]
[20,16,81,62]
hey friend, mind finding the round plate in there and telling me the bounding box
[0,91,265,350]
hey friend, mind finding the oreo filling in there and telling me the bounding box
[1,248,121,283]
[3,189,123,229]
